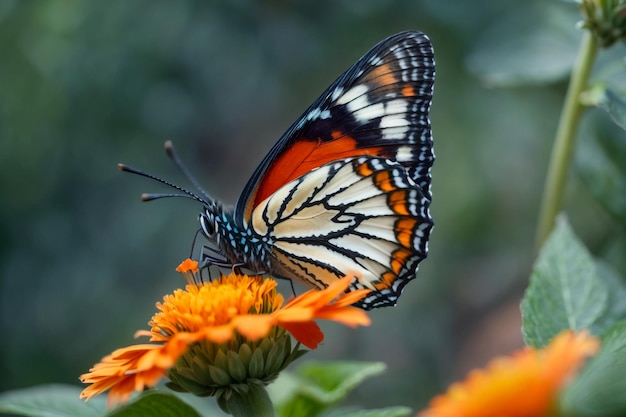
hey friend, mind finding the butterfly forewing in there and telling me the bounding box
[235,31,435,222]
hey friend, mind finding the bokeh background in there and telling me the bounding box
[2,0,625,412]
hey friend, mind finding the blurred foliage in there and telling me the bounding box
[1,0,625,412]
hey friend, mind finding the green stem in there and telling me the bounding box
[535,31,599,249]
[219,384,275,417]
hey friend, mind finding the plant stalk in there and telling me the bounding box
[535,31,599,249]
[219,384,276,417]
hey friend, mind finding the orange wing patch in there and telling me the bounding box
[249,134,383,216]
[390,247,412,274]
[355,159,375,177]
[376,271,397,290]
[365,63,397,88]
[395,217,417,248]
[375,248,413,291]
[373,171,396,192]
[401,85,415,97]
[388,190,410,215]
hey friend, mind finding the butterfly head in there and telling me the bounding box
[199,203,220,241]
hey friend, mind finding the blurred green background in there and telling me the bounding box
[1,0,625,411]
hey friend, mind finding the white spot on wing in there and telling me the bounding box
[396,146,413,162]
[382,127,409,141]
[331,87,344,102]
[336,84,368,105]
[353,102,385,122]
[306,107,332,122]
[386,99,408,114]
[380,115,409,128]
[369,55,383,66]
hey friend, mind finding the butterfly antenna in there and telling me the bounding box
[118,163,208,204]
[164,141,213,202]
[141,192,198,202]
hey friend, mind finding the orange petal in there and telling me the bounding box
[273,307,315,322]
[133,330,153,339]
[232,315,276,340]
[418,330,600,417]
[176,258,199,273]
[280,321,324,349]
[200,324,235,344]
[331,289,372,308]
[80,344,169,406]
[283,276,353,309]
[314,307,371,327]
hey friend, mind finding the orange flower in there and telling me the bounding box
[80,260,371,406]
[418,330,600,417]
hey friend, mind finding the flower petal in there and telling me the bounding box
[232,315,276,340]
[272,307,315,322]
[314,307,371,327]
[331,289,372,308]
[283,276,354,309]
[201,324,235,344]
[280,321,324,349]
[418,330,600,417]
[176,258,199,273]
[80,344,168,406]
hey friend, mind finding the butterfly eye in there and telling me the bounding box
[199,212,217,238]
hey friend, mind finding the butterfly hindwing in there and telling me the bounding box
[249,156,432,309]
[235,31,435,222]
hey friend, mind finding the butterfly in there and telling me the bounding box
[121,30,435,310]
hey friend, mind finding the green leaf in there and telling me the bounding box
[321,407,412,417]
[269,361,386,417]
[106,391,202,417]
[166,392,226,417]
[561,321,626,417]
[521,216,608,347]
[584,87,626,131]
[591,261,626,334]
[0,384,106,417]
[575,121,626,222]
[466,2,580,86]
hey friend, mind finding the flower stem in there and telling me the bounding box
[219,384,276,417]
[535,31,598,249]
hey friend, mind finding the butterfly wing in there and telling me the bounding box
[234,30,435,222]
[237,31,435,309]
[250,156,432,310]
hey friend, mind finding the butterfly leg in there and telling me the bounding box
[188,228,204,259]
[289,279,296,298]
[198,252,233,269]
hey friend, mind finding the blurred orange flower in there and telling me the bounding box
[418,330,600,417]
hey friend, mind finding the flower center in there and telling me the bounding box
[149,274,284,337]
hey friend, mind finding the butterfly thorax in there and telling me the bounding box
[200,203,271,273]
